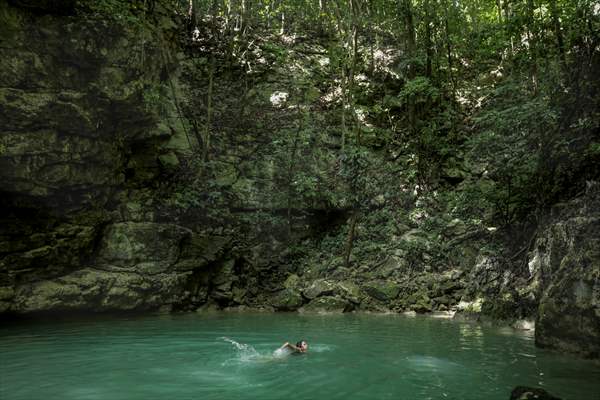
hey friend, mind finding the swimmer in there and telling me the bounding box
[279,340,308,354]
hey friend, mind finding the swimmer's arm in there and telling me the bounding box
[280,342,299,351]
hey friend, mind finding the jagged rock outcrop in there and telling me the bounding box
[531,183,600,358]
[0,1,199,313]
[2,219,232,313]
[301,296,352,313]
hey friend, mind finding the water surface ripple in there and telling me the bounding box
[1,313,599,399]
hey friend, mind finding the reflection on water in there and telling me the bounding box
[406,355,462,371]
[459,322,485,351]
[1,313,599,400]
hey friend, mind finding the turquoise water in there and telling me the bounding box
[1,313,599,400]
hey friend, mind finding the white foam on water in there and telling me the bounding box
[517,352,536,358]
[220,337,332,365]
[272,348,290,358]
[310,344,333,353]
[220,337,293,365]
[220,336,260,361]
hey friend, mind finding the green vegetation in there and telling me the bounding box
[171,0,599,258]
[1,0,599,348]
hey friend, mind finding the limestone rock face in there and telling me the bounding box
[10,268,188,312]
[97,223,192,274]
[0,4,187,208]
[0,2,195,313]
[533,191,600,358]
[1,220,231,313]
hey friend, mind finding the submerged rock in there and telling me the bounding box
[509,386,561,400]
[512,319,535,331]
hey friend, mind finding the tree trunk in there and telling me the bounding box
[424,0,433,79]
[225,0,232,29]
[318,0,327,35]
[341,68,347,150]
[443,0,456,100]
[343,211,358,268]
[549,0,566,67]
[203,0,218,161]
[188,0,196,28]
[526,0,538,93]
[496,0,503,24]
[349,1,360,144]
[203,55,215,161]
[287,100,304,236]
[401,0,417,139]
[401,0,416,71]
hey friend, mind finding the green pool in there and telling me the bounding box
[1,313,598,399]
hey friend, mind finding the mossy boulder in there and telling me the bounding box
[362,281,401,302]
[158,151,180,170]
[270,289,304,311]
[303,279,337,300]
[301,296,352,313]
[408,292,433,313]
[338,281,361,304]
[283,274,301,290]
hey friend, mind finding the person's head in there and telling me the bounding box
[296,340,308,352]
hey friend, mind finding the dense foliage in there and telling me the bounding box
[169,0,600,228]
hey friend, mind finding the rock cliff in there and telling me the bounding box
[531,183,600,358]
[0,1,202,313]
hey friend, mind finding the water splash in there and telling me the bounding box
[220,337,332,365]
[220,337,260,361]
[310,344,333,353]
[272,348,289,358]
